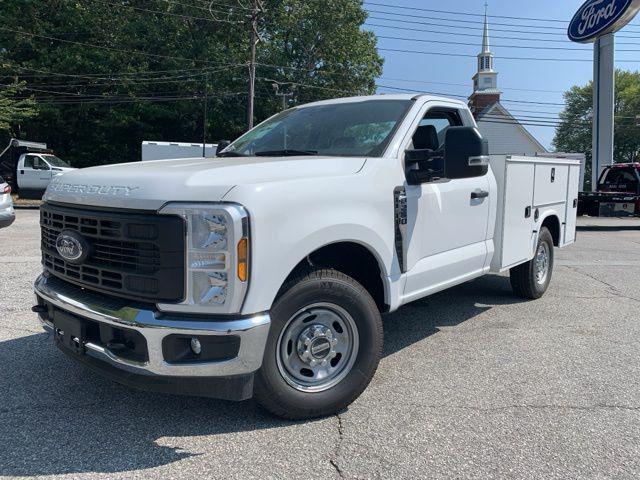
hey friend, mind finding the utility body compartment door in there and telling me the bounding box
[534,164,569,206]
[501,162,535,268]
[563,165,580,245]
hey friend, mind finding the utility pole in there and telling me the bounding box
[247,0,264,130]
[272,83,294,111]
[202,72,208,157]
[276,91,293,110]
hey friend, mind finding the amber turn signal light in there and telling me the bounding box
[237,237,249,282]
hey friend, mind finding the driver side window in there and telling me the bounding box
[24,155,37,169]
[410,109,463,150]
[406,108,464,182]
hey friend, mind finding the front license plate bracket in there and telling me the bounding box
[54,313,86,355]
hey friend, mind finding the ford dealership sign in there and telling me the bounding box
[569,0,640,43]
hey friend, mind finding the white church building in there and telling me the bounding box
[468,12,548,156]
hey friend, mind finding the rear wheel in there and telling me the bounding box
[510,227,554,300]
[254,269,383,420]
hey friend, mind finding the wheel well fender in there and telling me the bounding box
[540,213,561,246]
[280,240,390,312]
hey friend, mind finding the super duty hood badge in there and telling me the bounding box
[48,183,139,196]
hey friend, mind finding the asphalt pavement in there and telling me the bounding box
[2,210,640,479]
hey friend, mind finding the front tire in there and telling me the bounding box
[254,269,383,420]
[510,226,554,299]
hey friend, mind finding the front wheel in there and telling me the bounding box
[254,269,383,420]
[510,226,554,300]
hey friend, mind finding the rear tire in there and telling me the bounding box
[510,227,554,300]
[254,269,383,420]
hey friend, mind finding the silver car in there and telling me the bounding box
[0,175,15,228]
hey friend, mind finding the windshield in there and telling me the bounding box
[42,155,70,168]
[223,99,413,157]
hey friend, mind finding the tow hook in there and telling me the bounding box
[31,305,47,314]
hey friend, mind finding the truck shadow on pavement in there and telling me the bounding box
[0,274,520,477]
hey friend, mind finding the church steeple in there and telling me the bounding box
[469,3,500,116]
[478,4,495,73]
[481,4,491,55]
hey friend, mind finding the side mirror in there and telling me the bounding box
[404,149,444,185]
[216,140,231,156]
[444,127,489,179]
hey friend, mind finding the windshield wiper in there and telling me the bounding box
[254,149,318,157]
[217,151,248,157]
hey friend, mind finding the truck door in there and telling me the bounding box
[19,155,52,190]
[18,154,41,189]
[33,156,53,188]
[402,105,491,300]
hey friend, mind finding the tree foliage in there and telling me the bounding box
[553,70,640,189]
[0,0,382,167]
[0,80,37,134]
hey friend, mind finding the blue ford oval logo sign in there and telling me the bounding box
[569,0,640,43]
[55,230,89,264]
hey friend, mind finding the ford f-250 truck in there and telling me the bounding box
[33,95,580,419]
[578,163,640,217]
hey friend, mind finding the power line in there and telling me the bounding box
[1,27,224,66]
[365,21,640,45]
[368,9,567,31]
[9,65,209,79]
[368,14,640,39]
[378,47,592,63]
[378,76,565,94]
[365,1,567,24]
[92,0,242,24]
[376,35,594,52]
[6,66,245,89]
[375,84,566,106]
[378,46,640,63]
[366,1,640,31]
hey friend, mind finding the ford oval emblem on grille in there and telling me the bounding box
[55,230,90,264]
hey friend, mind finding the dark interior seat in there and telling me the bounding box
[412,125,440,151]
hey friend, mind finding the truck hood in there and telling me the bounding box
[52,167,76,176]
[43,155,367,210]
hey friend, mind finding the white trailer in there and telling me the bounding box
[141,141,218,161]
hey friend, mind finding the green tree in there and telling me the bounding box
[0,80,37,137]
[553,70,640,190]
[0,0,382,167]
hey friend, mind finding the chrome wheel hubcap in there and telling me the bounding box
[535,242,550,285]
[277,303,359,392]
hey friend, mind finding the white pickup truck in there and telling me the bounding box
[34,95,580,419]
[16,152,75,193]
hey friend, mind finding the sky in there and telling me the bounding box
[363,0,640,150]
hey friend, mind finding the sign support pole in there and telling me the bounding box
[592,33,615,191]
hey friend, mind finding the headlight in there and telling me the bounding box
[158,203,250,314]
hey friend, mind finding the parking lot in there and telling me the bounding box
[2,209,640,479]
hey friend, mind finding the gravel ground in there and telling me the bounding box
[1,210,640,479]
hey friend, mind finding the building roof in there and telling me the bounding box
[476,102,548,153]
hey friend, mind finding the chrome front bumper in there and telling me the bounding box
[34,274,271,378]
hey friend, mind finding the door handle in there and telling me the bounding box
[471,189,489,200]
[20,170,24,174]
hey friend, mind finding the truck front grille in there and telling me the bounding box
[40,203,185,302]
